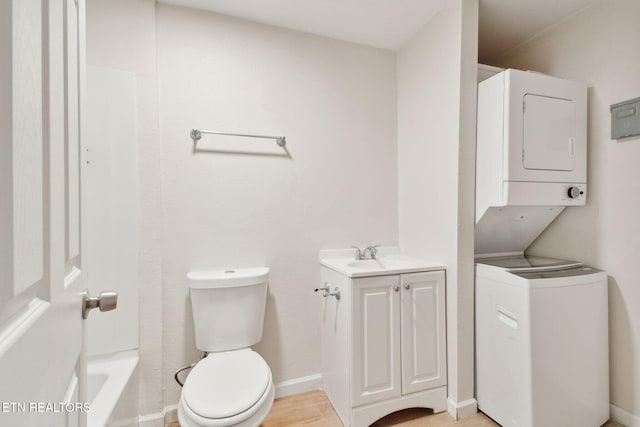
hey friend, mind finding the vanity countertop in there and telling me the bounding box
[320,247,445,278]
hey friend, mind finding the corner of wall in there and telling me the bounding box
[396,0,479,410]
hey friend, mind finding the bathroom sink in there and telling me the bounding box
[347,259,412,270]
[320,247,444,278]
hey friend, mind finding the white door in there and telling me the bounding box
[351,275,401,407]
[400,271,447,395]
[0,0,87,426]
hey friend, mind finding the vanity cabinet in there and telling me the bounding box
[320,266,447,427]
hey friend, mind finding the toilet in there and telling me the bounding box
[178,267,275,427]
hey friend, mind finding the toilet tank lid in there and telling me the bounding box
[187,267,269,289]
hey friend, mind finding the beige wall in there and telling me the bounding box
[495,0,640,420]
[86,0,163,420]
[156,4,398,409]
[397,0,478,417]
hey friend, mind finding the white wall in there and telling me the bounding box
[156,5,398,408]
[86,0,163,419]
[84,66,139,357]
[495,0,640,422]
[397,0,478,418]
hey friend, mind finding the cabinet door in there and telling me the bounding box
[352,275,401,407]
[401,271,446,395]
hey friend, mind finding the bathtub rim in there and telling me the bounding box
[87,349,139,427]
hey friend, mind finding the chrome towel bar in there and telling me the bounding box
[190,129,286,147]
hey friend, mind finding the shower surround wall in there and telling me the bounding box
[86,0,163,422]
[156,5,398,411]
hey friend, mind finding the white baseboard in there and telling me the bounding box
[137,412,164,427]
[274,373,322,399]
[138,404,180,426]
[611,404,640,427]
[163,404,179,424]
[148,373,323,426]
[446,397,478,420]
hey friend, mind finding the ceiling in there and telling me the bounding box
[159,0,599,62]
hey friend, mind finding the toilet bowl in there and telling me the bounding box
[178,349,274,427]
[179,268,274,427]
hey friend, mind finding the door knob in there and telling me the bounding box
[82,289,118,319]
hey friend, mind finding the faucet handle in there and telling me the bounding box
[365,245,381,259]
[351,245,365,260]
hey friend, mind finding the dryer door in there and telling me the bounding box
[523,94,575,171]
[503,69,587,184]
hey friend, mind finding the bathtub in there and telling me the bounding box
[87,350,139,427]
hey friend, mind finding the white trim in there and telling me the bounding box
[275,373,322,398]
[163,404,179,424]
[352,386,447,427]
[446,397,478,420]
[0,299,48,354]
[137,412,164,427]
[611,404,640,427]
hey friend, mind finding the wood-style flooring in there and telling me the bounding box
[167,389,623,427]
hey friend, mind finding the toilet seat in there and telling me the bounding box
[178,349,274,427]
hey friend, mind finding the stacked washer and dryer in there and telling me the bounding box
[474,70,609,427]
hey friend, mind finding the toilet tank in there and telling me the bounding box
[188,267,269,352]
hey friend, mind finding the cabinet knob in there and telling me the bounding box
[404,284,410,290]
[393,285,400,292]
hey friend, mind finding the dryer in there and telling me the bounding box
[475,69,587,256]
[475,255,609,427]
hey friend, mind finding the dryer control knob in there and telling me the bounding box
[568,186,581,199]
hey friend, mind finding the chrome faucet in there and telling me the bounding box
[352,245,380,260]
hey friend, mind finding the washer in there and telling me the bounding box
[475,255,609,427]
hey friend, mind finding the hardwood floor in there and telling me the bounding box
[258,390,499,426]
[167,389,624,427]
[370,407,497,427]
[261,390,343,427]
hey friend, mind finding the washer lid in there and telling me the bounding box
[182,350,270,419]
[476,255,582,272]
[512,265,603,280]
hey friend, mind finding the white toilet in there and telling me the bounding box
[178,267,275,427]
